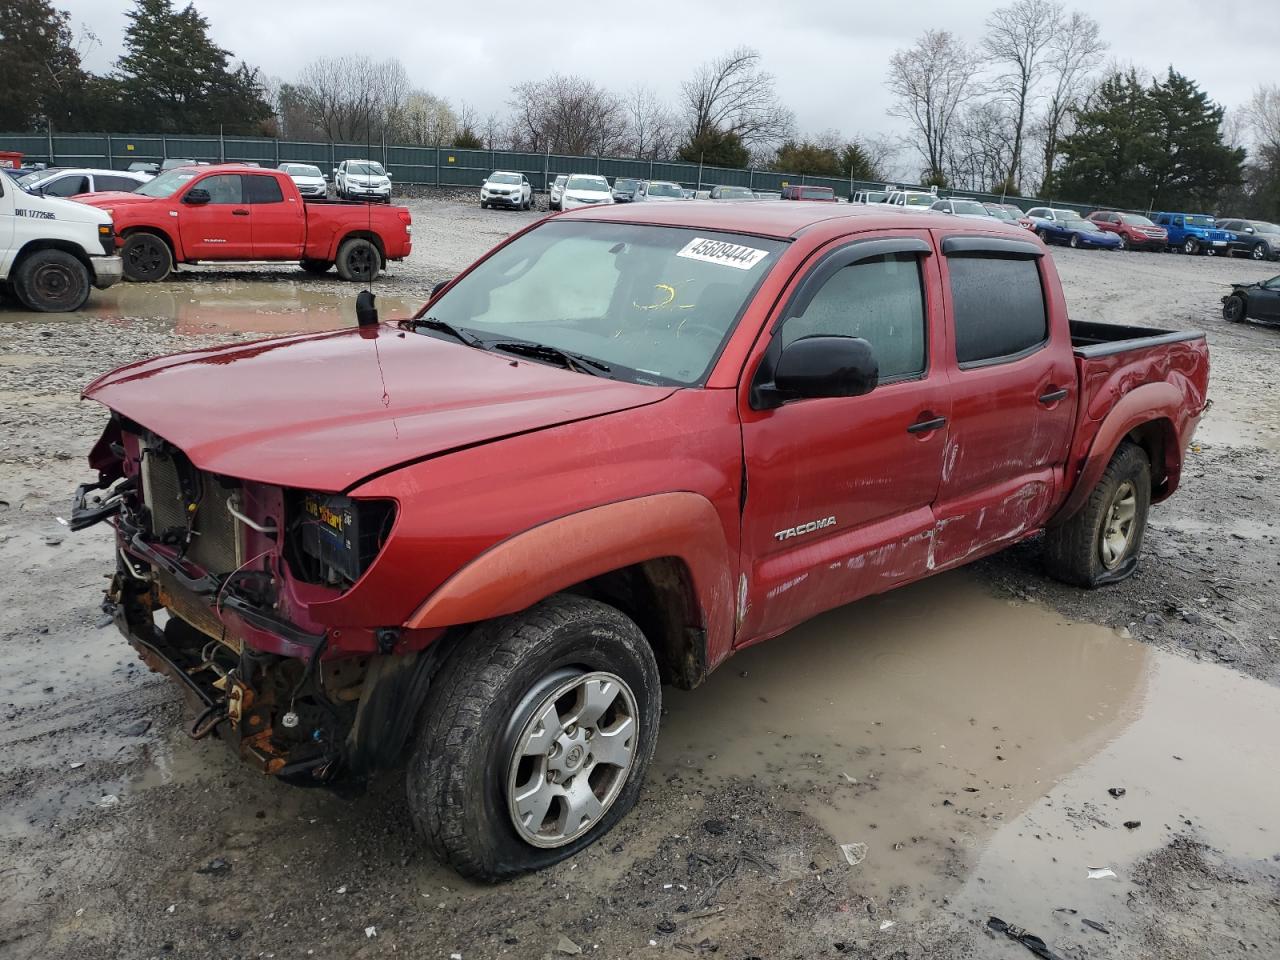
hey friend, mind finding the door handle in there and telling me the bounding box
[232,208,250,216]
[907,415,947,434]
[1038,387,1068,405]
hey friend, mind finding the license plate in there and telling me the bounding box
[1213,241,1225,246]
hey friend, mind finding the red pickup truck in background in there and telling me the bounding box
[73,202,1209,881]
[79,164,412,282]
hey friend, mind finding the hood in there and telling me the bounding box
[78,191,164,211]
[83,327,675,491]
[16,191,112,225]
[564,190,610,201]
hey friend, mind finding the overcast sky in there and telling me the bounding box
[61,0,1264,151]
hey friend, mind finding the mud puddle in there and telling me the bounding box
[0,278,421,336]
[658,572,1280,921]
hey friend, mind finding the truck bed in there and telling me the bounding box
[1069,319,1205,358]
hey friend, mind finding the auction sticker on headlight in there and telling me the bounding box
[676,237,770,270]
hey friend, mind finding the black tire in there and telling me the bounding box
[1043,441,1151,588]
[1037,228,1050,243]
[1183,237,1200,255]
[1069,233,1080,249]
[1223,293,1247,323]
[335,237,379,282]
[299,258,333,275]
[480,200,488,209]
[1116,235,1129,251]
[11,249,91,312]
[1252,242,1267,261]
[408,595,661,881]
[121,232,173,282]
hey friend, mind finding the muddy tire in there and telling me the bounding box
[335,237,380,282]
[1223,293,1247,323]
[299,258,332,275]
[11,249,91,312]
[407,595,660,881]
[121,232,173,282]
[1043,441,1151,588]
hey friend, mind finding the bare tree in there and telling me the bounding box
[392,90,458,146]
[295,55,409,142]
[983,0,1061,192]
[681,47,794,150]
[946,100,1017,191]
[1244,84,1280,152]
[623,85,678,160]
[508,74,627,155]
[886,31,983,185]
[1037,10,1106,194]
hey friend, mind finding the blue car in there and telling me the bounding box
[1027,211,1123,250]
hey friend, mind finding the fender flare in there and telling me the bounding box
[403,492,735,660]
[1049,381,1183,527]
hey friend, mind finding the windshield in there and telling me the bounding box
[646,182,683,198]
[134,168,199,197]
[904,194,933,206]
[566,175,609,192]
[801,188,833,198]
[1251,222,1280,234]
[614,178,639,190]
[1064,218,1096,231]
[416,221,785,386]
[985,207,1016,221]
[952,200,988,216]
[1185,215,1214,227]
[1119,214,1154,226]
[284,164,322,177]
[489,172,521,185]
[348,162,385,176]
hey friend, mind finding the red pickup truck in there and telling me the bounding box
[78,164,412,282]
[73,203,1209,880]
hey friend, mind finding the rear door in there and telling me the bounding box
[246,174,304,259]
[928,235,1075,567]
[738,231,950,643]
[94,173,143,194]
[40,174,89,198]
[177,174,252,260]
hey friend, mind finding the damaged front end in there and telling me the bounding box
[73,414,438,785]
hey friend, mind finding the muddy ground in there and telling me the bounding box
[1,199,1278,960]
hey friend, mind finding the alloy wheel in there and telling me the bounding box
[1100,480,1137,569]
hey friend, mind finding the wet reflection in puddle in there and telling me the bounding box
[1,278,421,336]
[658,571,1280,916]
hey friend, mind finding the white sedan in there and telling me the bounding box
[561,174,614,210]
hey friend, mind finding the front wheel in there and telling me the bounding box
[1223,293,1247,322]
[121,232,173,282]
[1043,441,1151,588]
[11,249,91,312]
[1069,233,1080,248]
[1183,237,1200,255]
[335,237,380,282]
[408,595,660,880]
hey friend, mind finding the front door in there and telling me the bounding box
[738,232,950,644]
[177,174,252,260]
[245,174,304,259]
[928,238,1077,567]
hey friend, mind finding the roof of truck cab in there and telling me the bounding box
[561,198,1029,240]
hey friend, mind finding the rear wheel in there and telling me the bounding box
[11,249,91,312]
[408,595,660,880]
[121,232,173,282]
[1223,293,1247,323]
[335,237,380,282]
[1037,228,1050,243]
[1116,235,1129,251]
[299,258,332,275]
[1252,242,1268,261]
[1043,441,1151,587]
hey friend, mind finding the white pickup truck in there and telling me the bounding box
[1,169,123,312]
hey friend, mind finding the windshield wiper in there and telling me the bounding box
[488,340,612,377]
[410,317,486,348]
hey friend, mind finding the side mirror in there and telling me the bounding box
[755,335,878,408]
[183,188,211,205]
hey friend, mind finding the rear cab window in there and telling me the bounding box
[246,175,284,204]
[946,252,1048,367]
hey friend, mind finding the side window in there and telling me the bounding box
[43,175,89,197]
[197,175,243,204]
[245,175,284,204]
[782,253,927,382]
[948,255,1047,367]
[97,175,139,192]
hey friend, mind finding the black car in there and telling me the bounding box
[612,177,642,202]
[1215,219,1280,261]
[1222,275,1280,324]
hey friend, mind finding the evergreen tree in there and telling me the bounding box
[840,142,881,182]
[115,0,271,133]
[0,0,88,130]
[774,139,842,177]
[1147,68,1245,210]
[678,128,749,168]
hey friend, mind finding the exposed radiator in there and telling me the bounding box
[141,448,241,575]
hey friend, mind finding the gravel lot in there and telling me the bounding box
[1,198,1278,960]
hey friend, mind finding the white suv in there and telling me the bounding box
[480,171,532,210]
[278,162,328,199]
[334,159,392,203]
